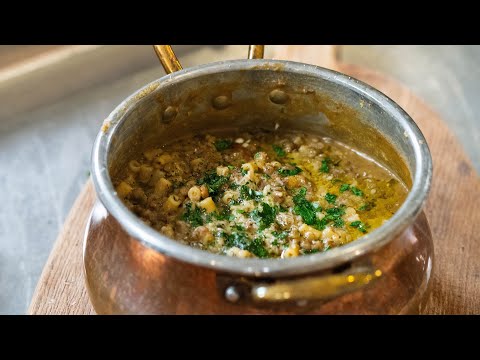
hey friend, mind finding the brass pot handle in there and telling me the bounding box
[153,45,265,74]
[250,266,382,303]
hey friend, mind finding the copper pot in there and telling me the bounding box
[85,46,433,314]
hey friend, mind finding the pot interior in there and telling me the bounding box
[93,60,431,277]
[108,64,412,187]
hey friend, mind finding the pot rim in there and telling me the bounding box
[91,59,432,277]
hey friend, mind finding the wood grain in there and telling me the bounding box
[28,180,96,315]
[29,46,480,315]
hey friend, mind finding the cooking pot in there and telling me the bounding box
[85,45,433,314]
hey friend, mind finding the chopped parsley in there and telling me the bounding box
[223,231,269,258]
[325,206,346,228]
[293,188,319,225]
[181,203,203,228]
[325,206,346,219]
[239,185,263,201]
[350,220,367,233]
[272,234,290,248]
[340,184,350,192]
[271,231,288,245]
[351,186,364,197]
[214,139,233,151]
[278,166,302,177]
[234,224,245,232]
[241,169,248,176]
[338,183,363,197]
[358,202,374,211]
[211,209,232,221]
[248,238,269,258]
[251,202,277,231]
[224,231,250,249]
[320,158,330,173]
[272,144,286,158]
[325,193,337,204]
[197,170,229,196]
[302,248,320,255]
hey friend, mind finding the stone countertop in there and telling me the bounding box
[0,45,478,314]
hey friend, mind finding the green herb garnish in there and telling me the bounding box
[272,231,288,240]
[351,186,363,197]
[251,202,277,231]
[240,185,263,201]
[212,209,231,221]
[338,183,363,197]
[323,206,346,229]
[358,202,374,211]
[302,248,320,255]
[325,193,337,204]
[293,188,318,225]
[223,231,269,258]
[350,220,367,233]
[224,231,249,249]
[197,170,229,196]
[320,158,330,173]
[278,166,302,177]
[181,203,203,228]
[248,238,269,258]
[214,139,233,151]
[272,144,286,158]
[325,206,346,220]
[340,184,350,192]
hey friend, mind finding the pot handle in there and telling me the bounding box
[153,45,265,74]
[249,266,382,303]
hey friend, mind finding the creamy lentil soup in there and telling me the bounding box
[114,130,407,258]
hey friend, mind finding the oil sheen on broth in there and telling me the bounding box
[114,130,407,259]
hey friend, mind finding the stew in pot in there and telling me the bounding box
[113,130,407,258]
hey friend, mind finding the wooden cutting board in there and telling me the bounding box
[28,46,480,315]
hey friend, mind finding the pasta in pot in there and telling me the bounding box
[113,130,407,259]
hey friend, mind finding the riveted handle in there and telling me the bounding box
[153,45,265,74]
[251,266,382,302]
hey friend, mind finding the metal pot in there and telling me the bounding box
[85,46,433,314]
